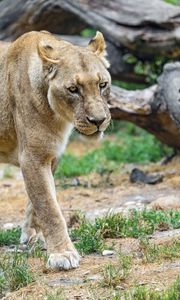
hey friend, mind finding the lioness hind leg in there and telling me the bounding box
[20,158,58,246]
[20,200,36,244]
[20,199,46,247]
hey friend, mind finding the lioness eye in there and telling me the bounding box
[99,82,107,89]
[68,86,79,93]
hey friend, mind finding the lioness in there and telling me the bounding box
[0,31,111,270]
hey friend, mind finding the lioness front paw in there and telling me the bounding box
[47,250,80,270]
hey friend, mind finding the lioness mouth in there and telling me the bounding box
[75,128,103,138]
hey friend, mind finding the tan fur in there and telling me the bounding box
[0,31,111,270]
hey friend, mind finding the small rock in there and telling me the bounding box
[130,168,163,184]
[149,195,180,210]
[102,250,115,256]
[71,178,80,186]
[116,285,125,290]
[48,278,84,287]
[3,223,15,230]
[7,247,23,253]
[87,274,102,281]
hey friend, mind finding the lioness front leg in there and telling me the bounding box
[21,153,80,270]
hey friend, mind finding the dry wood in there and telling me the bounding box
[0,0,86,40]
[109,63,180,149]
[55,0,180,58]
[1,0,180,82]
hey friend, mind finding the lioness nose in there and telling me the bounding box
[86,116,106,127]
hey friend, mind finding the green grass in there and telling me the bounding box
[141,239,180,263]
[112,79,146,90]
[102,253,132,288]
[0,228,46,261]
[3,165,14,179]
[45,278,180,300]
[123,278,180,300]
[1,210,179,257]
[44,289,65,300]
[0,210,180,297]
[165,0,180,4]
[80,28,96,38]
[55,124,172,178]
[0,228,46,297]
[0,251,34,297]
[0,227,21,246]
[71,210,180,254]
[90,278,180,300]
[71,216,104,254]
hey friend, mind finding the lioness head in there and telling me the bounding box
[38,31,111,138]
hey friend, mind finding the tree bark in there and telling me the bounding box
[109,63,180,149]
[0,0,86,40]
[1,0,180,82]
[53,0,180,58]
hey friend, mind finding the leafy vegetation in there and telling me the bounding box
[123,278,180,300]
[71,210,180,254]
[3,165,14,179]
[141,239,180,263]
[80,28,96,38]
[0,209,180,297]
[0,251,34,297]
[55,124,172,178]
[112,79,146,90]
[1,210,179,257]
[0,228,21,246]
[165,0,180,4]
[102,253,132,287]
[123,54,172,85]
[44,278,180,300]
[71,216,104,254]
[44,290,65,300]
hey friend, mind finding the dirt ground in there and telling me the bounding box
[0,139,180,300]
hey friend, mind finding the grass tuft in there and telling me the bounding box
[140,239,180,263]
[165,0,180,5]
[102,253,132,288]
[71,216,104,254]
[0,228,21,246]
[123,278,180,300]
[0,251,34,297]
[44,289,65,300]
[71,210,180,255]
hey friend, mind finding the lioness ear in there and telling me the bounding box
[88,31,110,68]
[38,41,60,64]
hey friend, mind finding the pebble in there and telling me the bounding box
[87,274,102,281]
[102,250,115,256]
[48,278,84,287]
[3,223,15,230]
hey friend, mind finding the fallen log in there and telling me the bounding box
[54,0,180,58]
[109,63,180,149]
[1,0,180,82]
[0,0,86,40]
[0,0,145,83]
